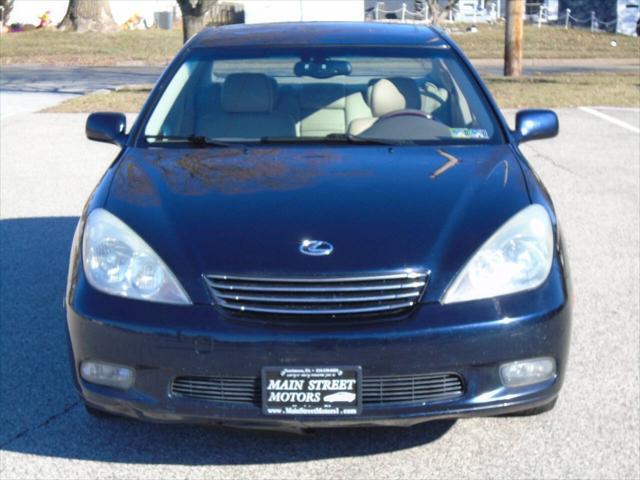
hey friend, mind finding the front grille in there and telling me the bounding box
[171,373,464,406]
[362,373,464,404]
[204,271,428,316]
[171,376,260,404]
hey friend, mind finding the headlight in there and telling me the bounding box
[442,204,553,304]
[82,209,191,305]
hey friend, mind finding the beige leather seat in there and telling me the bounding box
[295,84,371,137]
[348,77,422,136]
[298,84,347,137]
[422,81,450,121]
[197,73,295,138]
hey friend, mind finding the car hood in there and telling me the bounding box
[105,145,530,303]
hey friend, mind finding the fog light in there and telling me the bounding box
[500,357,556,388]
[80,361,135,389]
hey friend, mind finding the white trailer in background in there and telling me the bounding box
[617,0,640,35]
[241,0,365,24]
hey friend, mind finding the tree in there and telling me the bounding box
[425,0,459,25]
[57,0,117,32]
[177,0,218,44]
[0,0,14,26]
[504,0,524,76]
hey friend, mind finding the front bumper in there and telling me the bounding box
[66,268,571,429]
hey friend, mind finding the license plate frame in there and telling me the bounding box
[262,366,362,416]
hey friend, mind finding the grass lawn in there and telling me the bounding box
[43,73,640,113]
[1,24,639,66]
[45,90,151,113]
[450,23,640,59]
[484,73,640,108]
[0,29,182,65]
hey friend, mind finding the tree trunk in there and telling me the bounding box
[182,14,207,43]
[1,0,14,26]
[504,0,524,76]
[177,0,218,44]
[425,0,459,25]
[58,0,117,33]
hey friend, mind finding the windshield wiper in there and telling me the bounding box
[326,134,403,146]
[259,134,400,146]
[144,134,240,148]
[258,136,325,144]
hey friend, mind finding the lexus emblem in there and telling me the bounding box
[299,239,333,256]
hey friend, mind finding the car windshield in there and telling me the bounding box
[142,47,502,146]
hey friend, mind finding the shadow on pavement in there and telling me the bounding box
[0,216,455,465]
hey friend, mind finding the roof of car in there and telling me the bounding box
[192,22,449,49]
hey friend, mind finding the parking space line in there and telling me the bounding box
[579,107,640,134]
[591,107,640,111]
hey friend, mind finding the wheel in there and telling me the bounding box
[507,397,558,417]
[84,403,114,418]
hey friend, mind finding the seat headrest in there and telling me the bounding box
[369,77,421,117]
[222,73,276,113]
[299,84,346,109]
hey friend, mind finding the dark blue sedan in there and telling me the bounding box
[66,22,572,430]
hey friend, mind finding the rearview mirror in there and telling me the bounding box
[294,59,352,79]
[86,112,127,146]
[514,109,559,144]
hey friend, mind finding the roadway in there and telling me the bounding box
[0,106,638,479]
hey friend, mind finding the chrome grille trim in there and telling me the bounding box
[210,272,426,283]
[171,372,464,406]
[215,291,421,303]
[208,281,426,293]
[205,271,428,316]
[215,299,417,315]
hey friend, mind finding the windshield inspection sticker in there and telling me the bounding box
[449,128,489,140]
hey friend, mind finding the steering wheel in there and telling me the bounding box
[378,109,433,121]
[360,109,451,141]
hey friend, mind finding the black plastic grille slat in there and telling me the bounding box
[361,373,464,404]
[171,373,464,406]
[171,377,260,404]
[205,272,428,316]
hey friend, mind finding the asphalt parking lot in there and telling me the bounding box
[0,107,638,479]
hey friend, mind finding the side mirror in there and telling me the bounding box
[514,109,559,144]
[86,112,127,146]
